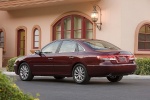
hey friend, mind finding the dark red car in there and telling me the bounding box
[14,39,136,84]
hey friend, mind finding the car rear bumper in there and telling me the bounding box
[87,63,136,77]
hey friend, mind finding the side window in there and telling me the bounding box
[0,31,4,48]
[59,41,76,53]
[32,26,41,49]
[42,41,61,53]
[78,44,84,52]
[138,24,150,50]
[33,28,40,49]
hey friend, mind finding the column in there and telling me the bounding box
[0,48,2,68]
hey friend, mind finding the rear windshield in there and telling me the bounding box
[83,40,120,50]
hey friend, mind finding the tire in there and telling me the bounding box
[107,75,123,82]
[19,62,34,81]
[72,64,90,84]
[54,76,65,80]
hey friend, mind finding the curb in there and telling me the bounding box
[123,75,150,79]
[2,71,150,79]
[2,71,17,76]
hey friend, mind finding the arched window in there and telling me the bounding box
[0,29,5,51]
[53,15,93,40]
[138,24,150,51]
[32,26,41,49]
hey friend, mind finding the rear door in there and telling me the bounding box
[53,40,78,76]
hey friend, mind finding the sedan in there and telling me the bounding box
[14,39,136,84]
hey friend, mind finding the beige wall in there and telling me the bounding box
[0,2,95,58]
[97,0,122,48]
[121,0,150,53]
[0,0,150,59]
[99,0,150,55]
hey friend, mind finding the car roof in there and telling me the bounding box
[57,38,100,42]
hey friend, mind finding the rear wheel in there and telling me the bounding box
[54,76,65,80]
[107,75,123,82]
[73,64,90,84]
[19,63,34,81]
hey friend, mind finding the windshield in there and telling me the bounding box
[83,40,120,50]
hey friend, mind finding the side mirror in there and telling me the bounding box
[35,50,41,55]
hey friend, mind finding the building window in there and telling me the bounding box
[138,24,150,51]
[0,31,4,48]
[33,28,39,49]
[32,26,41,49]
[0,29,5,51]
[53,15,93,40]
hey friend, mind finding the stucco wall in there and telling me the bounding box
[0,0,150,58]
[97,0,122,48]
[121,0,150,53]
[99,0,150,54]
[0,2,95,57]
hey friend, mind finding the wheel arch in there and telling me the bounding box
[17,61,28,74]
[71,62,88,76]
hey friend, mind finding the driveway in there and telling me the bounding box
[9,75,150,100]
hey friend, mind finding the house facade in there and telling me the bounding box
[0,0,150,67]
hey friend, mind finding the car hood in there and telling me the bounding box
[16,54,38,61]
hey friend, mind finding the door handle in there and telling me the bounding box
[48,58,53,60]
[69,56,74,59]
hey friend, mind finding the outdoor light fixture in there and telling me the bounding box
[91,5,102,30]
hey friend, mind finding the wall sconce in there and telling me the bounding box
[91,5,102,30]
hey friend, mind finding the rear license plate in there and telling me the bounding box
[118,56,127,63]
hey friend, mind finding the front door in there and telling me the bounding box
[17,29,25,56]
[31,41,61,75]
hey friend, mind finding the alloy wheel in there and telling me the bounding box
[19,63,33,81]
[73,64,90,84]
[20,65,29,80]
[74,66,85,82]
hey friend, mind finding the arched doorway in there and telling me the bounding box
[53,14,93,40]
[17,29,26,56]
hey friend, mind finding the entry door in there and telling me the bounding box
[17,29,25,56]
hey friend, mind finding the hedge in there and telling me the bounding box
[6,57,18,72]
[0,71,40,100]
[135,58,150,75]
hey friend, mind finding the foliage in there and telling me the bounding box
[6,57,18,72]
[135,58,150,75]
[0,71,39,100]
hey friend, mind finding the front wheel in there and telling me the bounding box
[19,63,34,81]
[72,64,90,84]
[107,75,123,82]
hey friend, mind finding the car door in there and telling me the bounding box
[31,40,61,75]
[53,40,78,76]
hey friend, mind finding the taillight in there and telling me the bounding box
[128,55,135,63]
[97,55,135,63]
[128,55,135,61]
[97,56,116,61]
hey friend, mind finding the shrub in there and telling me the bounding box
[6,57,18,72]
[0,71,39,100]
[135,58,150,75]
